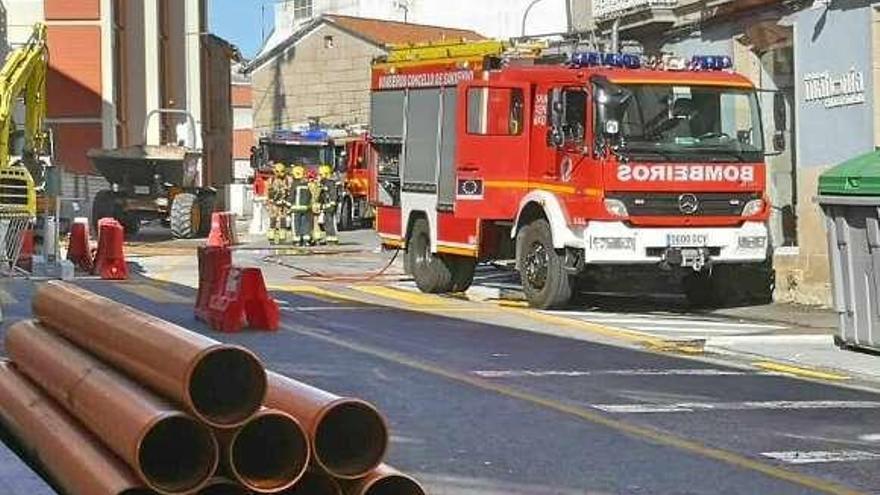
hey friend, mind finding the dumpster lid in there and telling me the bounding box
[819,150,880,196]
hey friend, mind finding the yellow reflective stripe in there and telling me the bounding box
[484,181,577,195]
[437,245,478,257]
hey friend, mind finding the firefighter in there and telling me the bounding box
[267,163,291,244]
[307,169,327,244]
[317,164,340,245]
[289,165,313,246]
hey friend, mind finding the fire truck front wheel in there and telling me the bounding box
[517,219,574,309]
[406,218,453,293]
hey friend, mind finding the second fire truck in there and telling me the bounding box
[370,42,776,308]
[253,124,374,230]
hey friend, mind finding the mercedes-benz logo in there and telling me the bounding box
[678,194,699,215]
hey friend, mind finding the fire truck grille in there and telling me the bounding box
[609,192,760,217]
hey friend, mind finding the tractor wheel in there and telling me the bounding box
[447,255,477,293]
[122,214,141,236]
[406,217,453,293]
[170,193,199,239]
[91,190,119,230]
[517,218,573,309]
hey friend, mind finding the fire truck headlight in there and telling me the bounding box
[155,197,169,208]
[738,236,767,250]
[604,198,629,218]
[591,237,636,251]
[111,183,120,193]
[741,199,765,217]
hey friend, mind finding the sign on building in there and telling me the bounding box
[803,67,866,109]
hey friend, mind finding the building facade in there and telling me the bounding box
[1,0,236,216]
[591,0,879,304]
[248,15,483,131]
[262,0,588,53]
[231,63,254,182]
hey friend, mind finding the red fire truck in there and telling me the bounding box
[371,43,774,308]
[253,125,374,229]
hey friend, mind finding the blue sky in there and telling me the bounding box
[210,0,273,59]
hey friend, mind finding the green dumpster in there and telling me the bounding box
[818,150,880,350]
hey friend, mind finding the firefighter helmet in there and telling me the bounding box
[291,165,306,180]
[318,164,333,179]
[273,163,287,176]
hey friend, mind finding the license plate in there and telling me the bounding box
[134,186,150,195]
[667,233,708,247]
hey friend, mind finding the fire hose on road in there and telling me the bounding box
[0,282,425,495]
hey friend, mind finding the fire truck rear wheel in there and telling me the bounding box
[407,218,453,293]
[447,256,476,293]
[338,197,354,231]
[517,219,573,309]
[91,190,120,231]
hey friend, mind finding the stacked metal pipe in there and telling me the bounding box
[0,282,425,495]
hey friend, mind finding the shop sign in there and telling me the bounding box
[803,67,866,109]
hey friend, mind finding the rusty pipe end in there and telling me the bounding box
[360,472,425,495]
[314,399,389,479]
[279,470,341,495]
[137,413,219,494]
[188,346,267,428]
[198,477,252,495]
[228,410,309,493]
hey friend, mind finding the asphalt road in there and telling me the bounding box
[3,276,880,495]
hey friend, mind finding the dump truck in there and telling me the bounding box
[88,110,216,238]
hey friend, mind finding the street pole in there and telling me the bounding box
[521,0,548,37]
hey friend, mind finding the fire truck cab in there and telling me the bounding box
[372,45,773,309]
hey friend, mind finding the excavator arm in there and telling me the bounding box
[0,23,48,218]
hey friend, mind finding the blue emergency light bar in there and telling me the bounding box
[690,55,733,71]
[271,129,330,142]
[570,52,641,69]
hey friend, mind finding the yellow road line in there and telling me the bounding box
[270,285,365,305]
[352,285,454,307]
[116,282,192,304]
[282,323,863,495]
[753,362,850,382]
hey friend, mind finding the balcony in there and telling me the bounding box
[592,0,678,35]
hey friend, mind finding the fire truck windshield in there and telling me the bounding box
[611,84,764,162]
[264,143,328,167]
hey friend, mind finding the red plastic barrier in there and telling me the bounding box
[93,218,128,280]
[67,221,93,272]
[16,228,33,272]
[205,266,278,333]
[207,212,239,248]
[195,245,232,322]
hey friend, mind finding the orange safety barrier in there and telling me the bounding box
[207,212,239,248]
[16,228,33,272]
[67,221,93,273]
[93,218,128,280]
[195,245,232,322]
[204,266,279,333]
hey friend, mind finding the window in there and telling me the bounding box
[562,89,587,143]
[293,0,313,20]
[467,87,524,136]
[324,35,335,49]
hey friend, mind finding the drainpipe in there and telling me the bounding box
[565,0,574,33]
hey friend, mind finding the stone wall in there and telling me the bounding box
[251,23,384,131]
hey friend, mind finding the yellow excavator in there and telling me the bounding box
[0,23,48,219]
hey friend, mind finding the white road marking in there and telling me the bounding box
[623,325,757,335]
[762,450,880,464]
[859,434,880,442]
[473,369,770,378]
[593,400,880,414]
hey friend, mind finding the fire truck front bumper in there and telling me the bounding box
[578,221,769,266]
